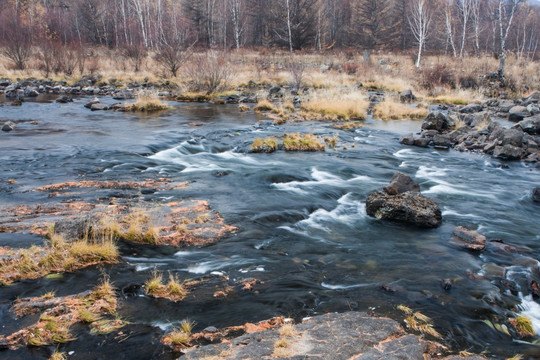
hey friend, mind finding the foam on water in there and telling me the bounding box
[182,255,253,274]
[273,168,373,195]
[517,295,540,335]
[321,282,375,290]
[280,193,367,238]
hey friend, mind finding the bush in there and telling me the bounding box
[342,62,359,75]
[459,74,479,89]
[185,52,231,94]
[421,64,456,89]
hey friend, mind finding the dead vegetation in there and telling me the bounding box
[283,133,326,152]
[144,270,187,301]
[0,231,118,285]
[127,92,169,112]
[2,277,125,350]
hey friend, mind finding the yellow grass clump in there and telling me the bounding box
[128,92,169,112]
[283,133,325,152]
[302,90,369,121]
[373,98,428,120]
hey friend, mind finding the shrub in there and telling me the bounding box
[185,52,232,94]
[342,62,359,75]
[421,64,456,89]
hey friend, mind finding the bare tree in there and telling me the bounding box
[155,40,194,77]
[458,0,472,58]
[496,0,524,76]
[409,0,432,68]
[470,0,482,55]
[0,12,32,70]
[230,0,246,49]
[444,0,457,57]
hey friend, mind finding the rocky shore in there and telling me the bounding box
[400,91,540,164]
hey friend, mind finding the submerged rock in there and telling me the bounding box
[383,172,420,195]
[56,95,73,103]
[533,187,540,203]
[450,226,486,251]
[366,173,441,228]
[2,121,16,132]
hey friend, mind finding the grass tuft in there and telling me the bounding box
[128,92,169,112]
[254,99,275,112]
[283,133,325,152]
[251,137,279,153]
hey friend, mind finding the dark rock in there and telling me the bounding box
[90,103,108,111]
[84,97,100,108]
[533,187,540,203]
[184,312,406,360]
[366,191,441,228]
[527,104,540,115]
[525,90,540,102]
[56,95,73,103]
[0,336,8,349]
[110,103,131,111]
[508,105,529,122]
[380,283,406,293]
[493,144,522,160]
[501,128,524,147]
[440,279,452,290]
[268,86,281,95]
[421,112,452,132]
[432,134,453,148]
[0,78,11,87]
[400,90,416,103]
[486,239,532,254]
[413,137,430,147]
[24,88,39,97]
[400,133,415,145]
[112,89,135,100]
[2,121,16,132]
[383,173,420,195]
[460,104,483,113]
[54,216,101,241]
[450,226,486,251]
[516,116,540,135]
[10,100,22,106]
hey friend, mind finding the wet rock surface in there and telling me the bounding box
[401,109,540,163]
[366,173,441,228]
[450,226,486,251]
[182,312,482,360]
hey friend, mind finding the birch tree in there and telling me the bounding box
[444,0,457,57]
[496,0,523,76]
[459,0,472,57]
[409,0,432,68]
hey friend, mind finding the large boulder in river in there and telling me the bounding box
[399,90,416,103]
[450,226,486,251]
[493,144,523,160]
[421,112,452,132]
[366,173,441,228]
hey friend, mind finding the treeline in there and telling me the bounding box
[0,0,539,68]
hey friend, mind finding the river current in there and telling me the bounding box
[1,96,539,359]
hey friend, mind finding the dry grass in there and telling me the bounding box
[254,99,275,112]
[144,270,187,301]
[128,92,169,112]
[301,90,369,121]
[373,97,428,120]
[0,232,119,284]
[100,209,160,245]
[166,320,194,347]
[251,137,279,153]
[49,350,67,360]
[510,316,535,337]
[283,133,325,152]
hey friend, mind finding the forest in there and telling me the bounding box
[0,0,539,71]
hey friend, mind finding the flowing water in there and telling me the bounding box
[1,96,540,359]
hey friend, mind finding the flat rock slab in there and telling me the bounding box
[182,312,482,360]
